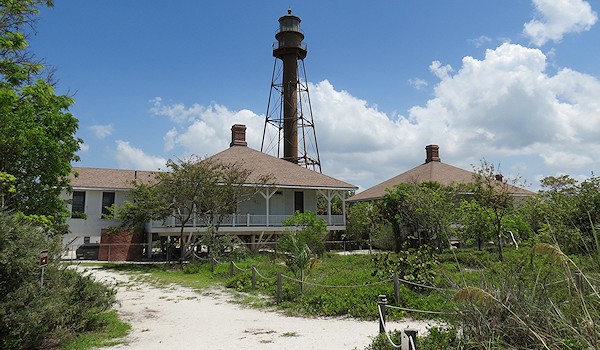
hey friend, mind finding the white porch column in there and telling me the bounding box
[318,189,335,225]
[340,191,347,223]
[260,188,277,227]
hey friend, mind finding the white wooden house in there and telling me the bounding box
[63,124,357,258]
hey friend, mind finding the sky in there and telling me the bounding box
[30,0,600,192]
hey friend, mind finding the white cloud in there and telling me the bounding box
[408,78,428,90]
[429,61,453,80]
[114,140,167,170]
[468,35,492,48]
[524,0,597,46]
[406,42,600,180]
[135,42,600,190]
[150,99,264,158]
[164,128,177,152]
[78,143,89,153]
[89,124,114,139]
[540,150,593,169]
[150,97,208,124]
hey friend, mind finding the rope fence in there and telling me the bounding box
[213,258,453,301]
[377,295,421,349]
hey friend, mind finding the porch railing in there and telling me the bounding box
[151,214,345,229]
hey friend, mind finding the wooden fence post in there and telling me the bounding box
[401,329,418,350]
[251,265,256,290]
[210,257,215,273]
[277,272,282,304]
[377,295,387,334]
[229,261,234,277]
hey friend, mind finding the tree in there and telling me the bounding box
[116,156,271,259]
[531,174,600,254]
[282,211,328,257]
[456,199,494,250]
[346,201,385,252]
[468,160,524,262]
[379,181,456,251]
[279,211,326,290]
[0,0,81,234]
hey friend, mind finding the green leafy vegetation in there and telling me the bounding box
[59,310,130,350]
[0,212,117,349]
[0,3,121,348]
[0,0,82,236]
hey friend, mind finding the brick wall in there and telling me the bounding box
[99,229,144,261]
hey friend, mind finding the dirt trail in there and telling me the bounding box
[85,267,435,350]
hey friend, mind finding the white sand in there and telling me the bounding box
[85,267,436,350]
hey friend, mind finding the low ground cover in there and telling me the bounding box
[93,245,600,349]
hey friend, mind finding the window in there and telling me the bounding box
[102,192,116,218]
[294,191,304,213]
[83,236,90,244]
[71,191,86,218]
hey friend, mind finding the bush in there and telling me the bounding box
[0,212,116,349]
[365,327,460,350]
[451,244,600,349]
[371,245,438,288]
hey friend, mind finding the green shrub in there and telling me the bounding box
[371,245,438,288]
[0,212,116,349]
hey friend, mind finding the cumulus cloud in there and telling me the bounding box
[524,0,597,46]
[89,124,114,139]
[429,61,453,79]
[468,35,492,48]
[150,98,264,157]
[78,143,89,153]
[408,78,428,90]
[115,140,167,170]
[150,97,212,124]
[132,41,600,190]
[407,42,600,181]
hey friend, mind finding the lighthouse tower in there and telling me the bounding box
[261,9,321,172]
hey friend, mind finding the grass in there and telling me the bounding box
[93,253,454,321]
[60,310,131,350]
[70,246,600,349]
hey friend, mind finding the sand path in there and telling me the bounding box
[85,267,435,350]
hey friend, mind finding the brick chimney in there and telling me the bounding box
[230,124,247,147]
[425,144,440,163]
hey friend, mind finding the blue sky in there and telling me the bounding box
[31,0,600,192]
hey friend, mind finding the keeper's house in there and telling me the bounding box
[349,144,532,203]
[63,124,357,259]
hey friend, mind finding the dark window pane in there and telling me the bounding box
[72,191,86,218]
[102,192,115,218]
[294,191,304,213]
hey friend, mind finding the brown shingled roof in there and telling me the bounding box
[70,147,357,191]
[349,146,532,202]
[207,145,357,190]
[70,167,155,190]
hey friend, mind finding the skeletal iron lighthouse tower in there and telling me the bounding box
[261,10,321,172]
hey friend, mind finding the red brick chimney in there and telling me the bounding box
[425,144,440,163]
[230,124,247,147]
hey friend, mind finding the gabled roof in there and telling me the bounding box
[349,145,532,202]
[69,145,357,192]
[208,144,357,190]
[70,167,155,190]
